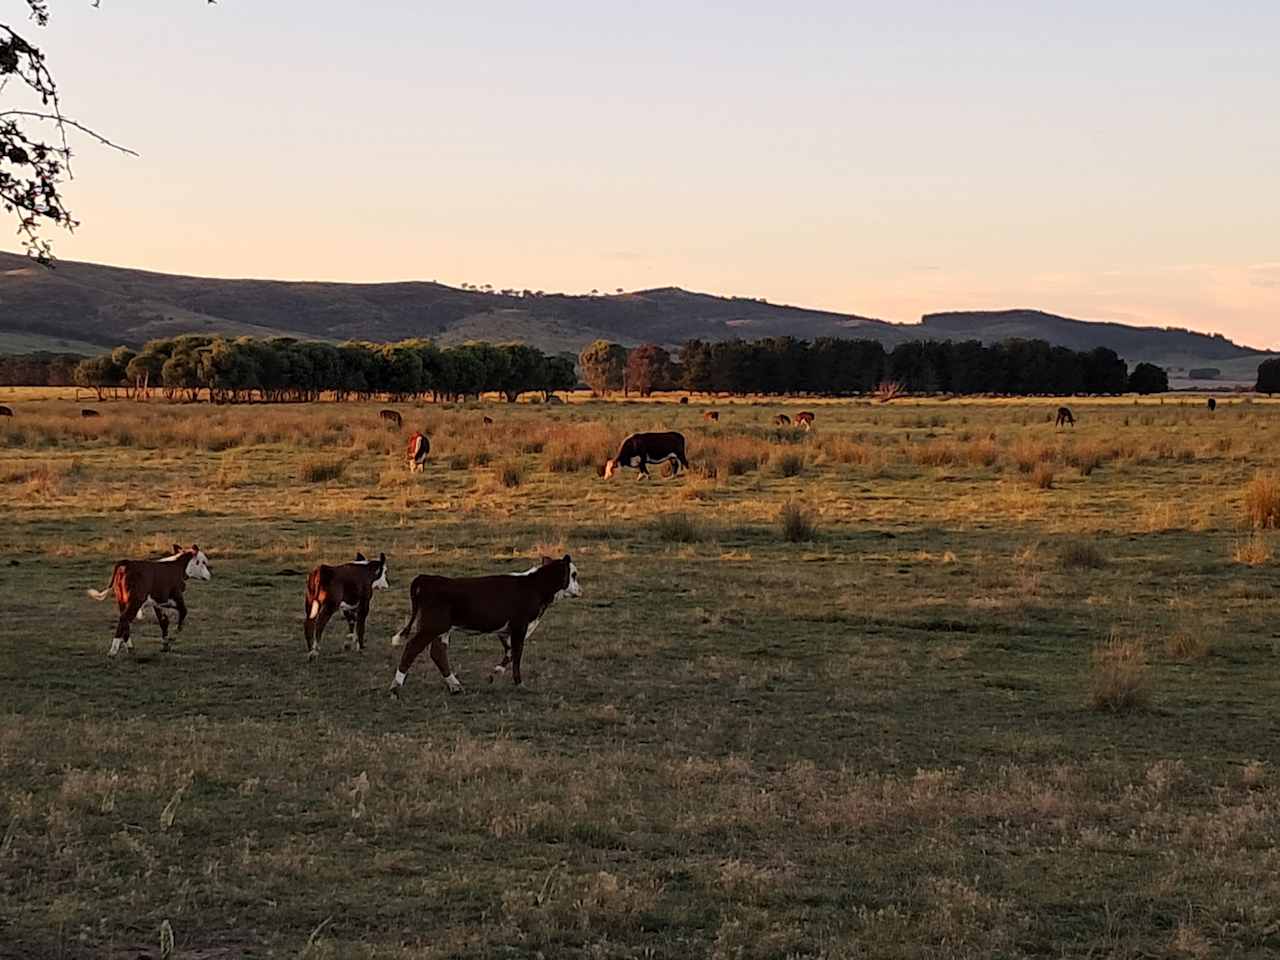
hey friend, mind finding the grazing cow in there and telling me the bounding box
[81,408,101,418]
[774,413,792,427]
[482,415,494,426]
[86,544,212,656]
[795,411,815,431]
[546,395,565,405]
[0,405,12,417]
[303,551,389,659]
[703,410,720,422]
[407,432,430,472]
[1207,397,1217,412]
[603,431,689,480]
[379,409,403,428]
[679,396,689,405]
[1055,406,1075,428]
[389,555,581,696]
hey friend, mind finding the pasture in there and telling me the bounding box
[1,392,1278,959]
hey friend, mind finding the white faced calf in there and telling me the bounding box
[87,544,212,655]
[303,552,389,658]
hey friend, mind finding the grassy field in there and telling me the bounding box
[1,391,1279,959]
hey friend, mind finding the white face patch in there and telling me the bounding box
[186,551,212,581]
[372,566,389,590]
[563,562,582,598]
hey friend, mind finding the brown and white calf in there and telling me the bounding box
[379,409,403,428]
[774,413,791,427]
[795,411,815,430]
[407,432,430,472]
[603,431,689,480]
[388,555,581,696]
[303,551,389,658]
[703,410,720,422]
[81,408,101,418]
[0,405,12,417]
[87,545,212,655]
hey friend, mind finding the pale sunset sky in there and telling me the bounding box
[12,1,1280,346]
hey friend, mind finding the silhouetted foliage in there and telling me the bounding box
[1127,362,1169,395]
[1257,358,1280,396]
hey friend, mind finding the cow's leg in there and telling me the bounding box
[490,628,512,682]
[309,605,334,660]
[354,599,370,653]
[390,608,447,697]
[173,595,188,632]
[111,599,141,656]
[341,607,357,652]
[509,623,530,686]
[636,462,649,481]
[430,632,463,693]
[155,606,172,652]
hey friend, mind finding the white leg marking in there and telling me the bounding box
[390,630,404,647]
[109,637,122,656]
[394,670,407,687]
[309,600,320,619]
[444,673,463,693]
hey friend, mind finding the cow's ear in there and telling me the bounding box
[563,554,572,565]
[379,552,386,564]
[355,552,367,562]
[191,543,199,553]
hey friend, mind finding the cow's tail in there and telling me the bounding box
[86,565,120,601]
[390,581,422,648]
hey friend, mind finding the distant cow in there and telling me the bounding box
[1055,406,1075,428]
[81,408,101,418]
[774,414,792,427]
[1207,397,1217,412]
[407,432,430,472]
[389,555,581,696]
[304,551,389,659]
[795,411,815,431]
[379,409,403,428]
[0,405,12,417]
[604,431,689,480]
[482,416,494,426]
[86,544,212,656]
[546,395,565,405]
[679,396,689,405]
[703,410,720,423]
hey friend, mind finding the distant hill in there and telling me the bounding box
[0,253,1272,379]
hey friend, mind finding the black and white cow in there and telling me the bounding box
[389,555,581,696]
[603,431,689,480]
[87,545,212,655]
[303,552,389,658]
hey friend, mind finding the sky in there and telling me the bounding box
[8,1,1279,347]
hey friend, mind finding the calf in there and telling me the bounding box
[603,431,689,479]
[303,552,389,658]
[703,410,720,423]
[407,432,430,472]
[774,413,792,427]
[482,415,494,426]
[1207,397,1217,412]
[679,396,689,405]
[389,555,581,696]
[795,411,815,431]
[546,395,565,405]
[379,409,403,428]
[1055,406,1075,428]
[87,544,212,655]
[81,408,101,418]
[0,405,12,417]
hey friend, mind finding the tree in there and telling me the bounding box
[542,353,577,399]
[3,2,211,262]
[1257,358,1280,396]
[624,344,670,397]
[496,343,545,403]
[578,339,626,397]
[1128,362,1169,395]
[72,354,120,400]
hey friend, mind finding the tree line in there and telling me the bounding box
[48,336,578,403]
[578,337,1172,397]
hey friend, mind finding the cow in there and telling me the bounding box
[1207,397,1217,412]
[379,409,403,428]
[303,552,389,659]
[795,411,815,431]
[388,555,581,696]
[603,431,689,480]
[774,413,792,427]
[86,544,212,656]
[1055,406,1075,428]
[81,408,101,418]
[0,405,12,417]
[679,396,689,405]
[703,410,720,423]
[407,432,430,472]
[482,416,494,426]
[546,395,565,405]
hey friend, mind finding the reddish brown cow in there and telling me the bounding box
[81,408,101,418]
[0,405,12,417]
[304,552,389,659]
[774,413,791,427]
[703,410,720,422]
[407,432,430,472]
[379,409,403,428]
[389,556,581,696]
[87,545,212,655]
[795,411,815,430]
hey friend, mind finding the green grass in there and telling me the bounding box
[1,394,1279,957]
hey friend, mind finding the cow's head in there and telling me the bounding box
[186,544,212,581]
[603,458,618,480]
[545,554,582,599]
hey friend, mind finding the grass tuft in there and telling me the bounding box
[1231,531,1272,566]
[498,461,524,488]
[298,457,346,483]
[1089,631,1151,712]
[779,500,817,543]
[652,512,704,543]
[1059,540,1107,570]
[1244,471,1280,529]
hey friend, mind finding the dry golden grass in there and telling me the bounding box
[1244,470,1280,529]
[1089,631,1152,712]
[1231,531,1273,566]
